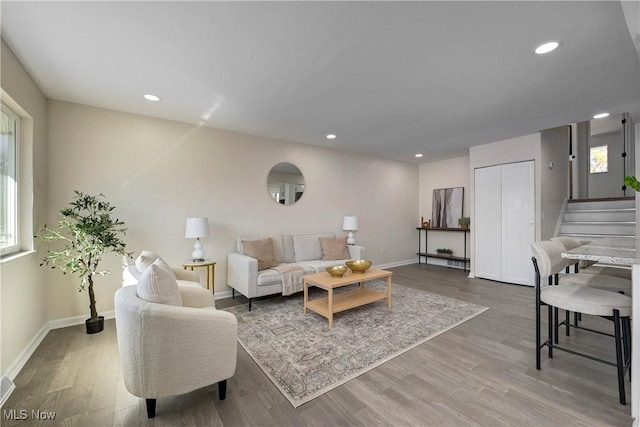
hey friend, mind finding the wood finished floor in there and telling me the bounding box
[3,264,634,426]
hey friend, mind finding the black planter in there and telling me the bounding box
[85,316,104,334]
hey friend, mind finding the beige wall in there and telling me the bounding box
[540,126,570,239]
[0,39,48,376]
[45,100,419,320]
[418,156,471,256]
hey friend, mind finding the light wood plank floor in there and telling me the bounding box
[3,264,633,426]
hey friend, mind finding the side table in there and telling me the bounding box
[182,259,216,293]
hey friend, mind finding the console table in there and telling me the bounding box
[416,227,470,272]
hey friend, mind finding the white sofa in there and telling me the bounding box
[227,232,365,310]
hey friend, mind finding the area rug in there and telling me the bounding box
[224,281,488,407]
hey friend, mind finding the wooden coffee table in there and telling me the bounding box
[303,268,392,328]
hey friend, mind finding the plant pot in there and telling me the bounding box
[85,316,104,334]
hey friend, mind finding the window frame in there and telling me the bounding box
[0,102,20,256]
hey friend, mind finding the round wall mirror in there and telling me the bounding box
[267,162,305,205]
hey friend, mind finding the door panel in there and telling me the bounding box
[501,161,535,286]
[474,165,502,281]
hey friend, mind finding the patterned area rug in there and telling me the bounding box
[224,281,488,407]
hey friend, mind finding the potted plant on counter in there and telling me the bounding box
[39,191,130,334]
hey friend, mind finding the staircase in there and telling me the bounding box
[558,197,636,240]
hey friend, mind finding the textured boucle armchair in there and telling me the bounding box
[114,284,238,418]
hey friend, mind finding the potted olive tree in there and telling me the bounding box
[39,191,130,334]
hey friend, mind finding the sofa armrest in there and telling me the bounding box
[179,285,215,308]
[348,245,366,260]
[227,252,259,298]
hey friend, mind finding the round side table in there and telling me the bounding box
[182,259,216,293]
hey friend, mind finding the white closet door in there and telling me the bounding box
[501,161,535,286]
[474,165,502,281]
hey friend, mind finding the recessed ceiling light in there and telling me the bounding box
[144,94,161,102]
[593,112,610,119]
[415,154,423,158]
[326,134,337,140]
[534,40,560,55]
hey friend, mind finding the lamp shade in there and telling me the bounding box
[342,216,358,231]
[185,217,210,239]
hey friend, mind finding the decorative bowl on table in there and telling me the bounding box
[346,259,372,274]
[326,265,348,278]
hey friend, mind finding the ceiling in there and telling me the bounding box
[2,1,639,164]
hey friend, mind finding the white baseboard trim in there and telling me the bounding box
[214,290,233,300]
[48,311,115,330]
[374,259,418,270]
[6,323,49,381]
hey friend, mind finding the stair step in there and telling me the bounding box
[560,233,636,239]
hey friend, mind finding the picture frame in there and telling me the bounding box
[432,187,464,228]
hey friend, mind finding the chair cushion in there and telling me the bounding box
[134,251,177,280]
[320,236,350,260]
[137,264,183,306]
[242,237,278,271]
[541,284,631,317]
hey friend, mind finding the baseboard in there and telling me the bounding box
[374,259,418,270]
[6,323,49,382]
[0,375,15,407]
[48,310,115,330]
[214,290,233,300]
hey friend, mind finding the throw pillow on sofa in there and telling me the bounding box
[319,236,350,260]
[137,264,183,306]
[242,237,278,271]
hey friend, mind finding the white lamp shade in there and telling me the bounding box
[185,217,210,239]
[342,216,358,231]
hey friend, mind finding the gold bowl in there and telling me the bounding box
[326,265,348,278]
[346,259,372,274]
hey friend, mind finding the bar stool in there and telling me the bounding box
[531,240,631,405]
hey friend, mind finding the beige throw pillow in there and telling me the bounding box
[320,236,350,260]
[242,238,277,271]
[137,264,183,306]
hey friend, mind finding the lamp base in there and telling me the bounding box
[191,239,205,263]
[347,231,355,245]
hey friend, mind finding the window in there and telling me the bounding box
[1,104,19,255]
[590,145,608,174]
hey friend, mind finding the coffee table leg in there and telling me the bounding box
[328,289,334,328]
[304,281,308,314]
[387,275,392,308]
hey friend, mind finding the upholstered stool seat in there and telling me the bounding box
[542,284,631,317]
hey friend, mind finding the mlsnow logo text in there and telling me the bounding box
[3,409,56,420]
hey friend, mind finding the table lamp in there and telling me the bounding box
[185,217,210,262]
[342,216,358,245]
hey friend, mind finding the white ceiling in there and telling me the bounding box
[2,1,639,163]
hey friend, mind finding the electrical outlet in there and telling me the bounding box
[380,247,384,254]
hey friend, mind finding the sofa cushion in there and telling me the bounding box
[292,232,335,262]
[256,263,315,286]
[137,264,183,306]
[300,259,350,274]
[242,237,278,271]
[320,236,350,260]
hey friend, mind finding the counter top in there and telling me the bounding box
[561,237,640,265]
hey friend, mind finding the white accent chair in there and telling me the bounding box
[114,283,237,418]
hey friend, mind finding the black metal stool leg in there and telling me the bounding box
[614,310,626,405]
